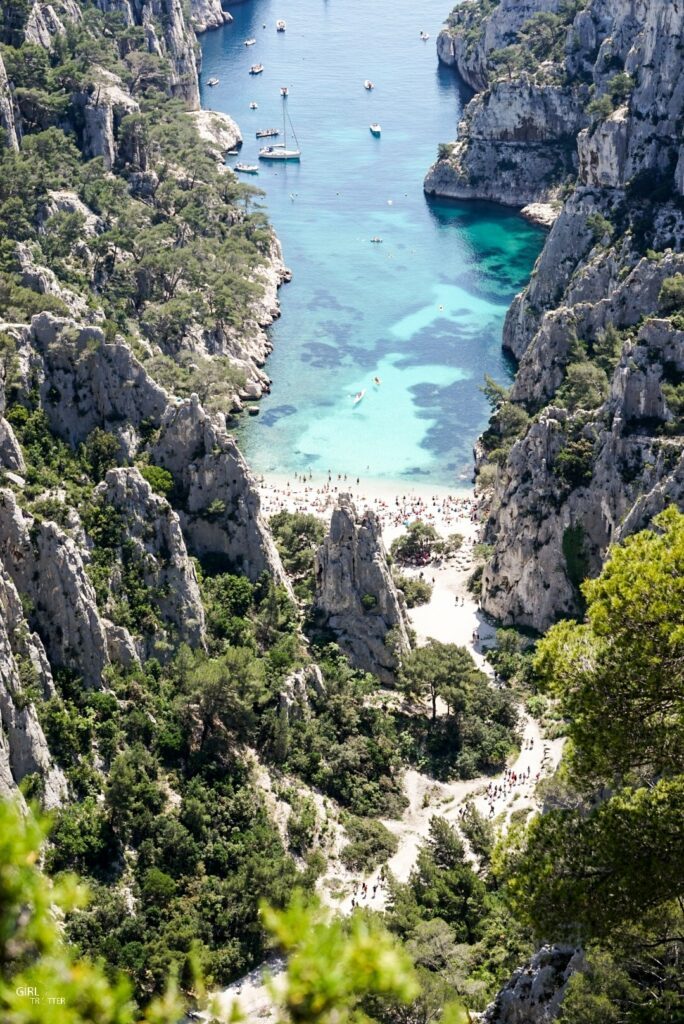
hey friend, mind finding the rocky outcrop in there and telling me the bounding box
[436,0,562,92]
[481,945,585,1023]
[189,109,241,158]
[425,76,587,206]
[24,0,81,48]
[24,313,168,454]
[0,490,110,688]
[483,318,684,632]
[96,468,206,656]
[153,395,292,589]
[0,564,68,808]
[190,0,233,34]
[0,53,19,150]
[314,495,411,684]
[279,664,326,723]
[74,66,140,169]
[427,1,586,205]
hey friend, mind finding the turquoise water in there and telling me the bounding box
[199,0,544,487]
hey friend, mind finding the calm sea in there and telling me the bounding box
[199,0,544,487]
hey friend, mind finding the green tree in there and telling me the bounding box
[400,641,485,723]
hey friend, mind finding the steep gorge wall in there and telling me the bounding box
[429,0,684,631]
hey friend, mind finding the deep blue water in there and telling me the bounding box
[199,0,544,487]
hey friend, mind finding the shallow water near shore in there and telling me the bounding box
[200,0,544,487]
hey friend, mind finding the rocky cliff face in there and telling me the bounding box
[314,495,411,684]
[0,53,19,149]
[481,945,585,1024]
[430,0,684,631]
[190,0,233,34]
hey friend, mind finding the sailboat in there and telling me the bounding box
[259,92,301,161]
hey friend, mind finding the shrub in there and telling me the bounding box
[340,815,398,872]
[390,522,440,565]
[393,573,432,608]
[137,463,174,497]
[659,274,684,313]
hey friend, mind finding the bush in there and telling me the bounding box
[340,815,398,872]
[558,361,608,411]
[137,463,174,497]
[393,573,432,608]
[659,274,684,313]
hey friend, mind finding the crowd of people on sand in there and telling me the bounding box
[258,471,481,533]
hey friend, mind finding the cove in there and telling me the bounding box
[199,0,544,488]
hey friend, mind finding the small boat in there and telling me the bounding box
[249,101,258,109]
[364,80,374,90]
[249,64,264,74]
[256,128,279,138]
[353,390,366,405]
[420,31,430,40]
[235,163,259,174]
[276,20,286,31]
[259,92,301,161]
[244,38,256,46]
[280,86,289,97]
[373,376,382,386]
[226,149,239,155]
[370,123,381,137]
[207,77,219,86]
[370,237,383,243]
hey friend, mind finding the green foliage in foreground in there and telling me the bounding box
[1,801,440,1024]
[499,507,684,1020]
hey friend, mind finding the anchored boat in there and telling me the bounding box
[207,77,219,86]
[256,128,279,138]
[249,64,264,75]
[364,79,374,90]
[276,19,286,31]
[235,163,259,174]
[259,92,301,161]
[244,37,256,45]
[370,123,381,137]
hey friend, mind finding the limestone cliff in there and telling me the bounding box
[0,53,19,149]
[430,0,684,631]
[314,495,411,684]
[190,0,233,34]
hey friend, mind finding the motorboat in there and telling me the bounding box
[369,123,381,136]
[280,86,289,97]
[353,390,366,405]
[370,237,383,243]
[249,64,264,74]
[259,92,301,161]
[235,163,259,174]
[226,149,239,155]
[276,20,286,31]
[249,101,258,109]
[364,80,374,90]
[420,31,430,40]
[207,77,219,86]
[373,376,382,386]
[244,38,256,45]
[256,128,279,138]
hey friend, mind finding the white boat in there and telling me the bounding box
[353,389,366,405]
[249,64,264,75]
[280,86,289,97]
[226,149,239,155]
[370,123,381,137]
[259,93,301,161]
[370,237,383,243]
[364,80,374,90]
[207,77,219,86]
[256,128,279,138]
[420,31,430,40]
[244,38,256,45]
[235,163,259,174]
[249,101,258,109]
[276,20,286,31]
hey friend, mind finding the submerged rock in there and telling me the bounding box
[314,495,411,684]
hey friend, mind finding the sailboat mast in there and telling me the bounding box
[282,95,287,148]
